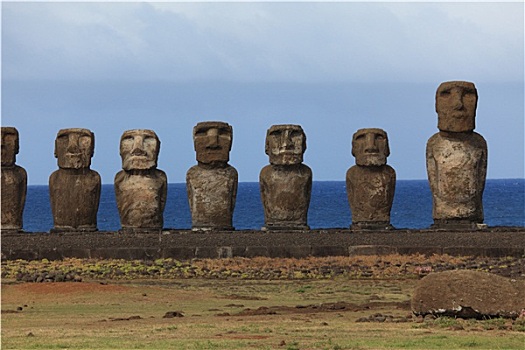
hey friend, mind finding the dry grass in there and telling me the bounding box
[2,255,525,349]
[3,254,523,281]
[3,278,525,349]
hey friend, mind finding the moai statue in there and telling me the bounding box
[426,81,487,229]
[346,128,396,230]
[1,127,27,233]
[115,129,167,233]
[186,121,237,231]
[259,124,312,231]
[49,128,101,232]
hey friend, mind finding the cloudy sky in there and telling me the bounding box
[2,1,524,185]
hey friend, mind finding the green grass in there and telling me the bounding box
[2,260,525,350]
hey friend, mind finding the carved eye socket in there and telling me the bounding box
[290,130,302,139]
[195,128,208,137]
[218,127,230,135]
[79,135,91,148]
[269,130,282,138]
[355,134,365,141]
[121,136,134,148]
[56,134,69,147]
[143,136,157,148]
[463,90,477,99]
[440,90,451,96]
[375,134,385,141]
[2,134,17,145]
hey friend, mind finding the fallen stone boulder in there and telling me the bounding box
[411,270,525,319]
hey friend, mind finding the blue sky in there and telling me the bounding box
[2,2,524,185]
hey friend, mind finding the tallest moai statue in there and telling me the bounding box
[1,127,27,233]
[426,81,488,229]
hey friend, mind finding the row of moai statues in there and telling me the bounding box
[1,81,488,233]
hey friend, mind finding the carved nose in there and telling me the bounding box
[131,137,147,156]
[66,137,80,153]
[281,131,294,149]
[206,130,220,149]
[131,147,146,156]
[451,91,464,110]
[364,135,379,153]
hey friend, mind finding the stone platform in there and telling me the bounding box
[2,227,524,261]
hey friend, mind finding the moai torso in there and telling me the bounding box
[259,124,312,230]
[426,131,487,224]
[346,165,396,228]
[260,163,312,229]
[187,165,237,230]
[1,127,27,232]
[114,129,167,232]
[114,170,167,230]
[346,128,396,230]
[49,128,101,232]
[426,81,487,228]
[186,122,237,231]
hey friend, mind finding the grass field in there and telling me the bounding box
[2,256,525,349]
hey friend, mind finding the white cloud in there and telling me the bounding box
[2,2,523,83]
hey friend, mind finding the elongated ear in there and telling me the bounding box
[90,131,95,157]
[302,129,307,153]
[384,131,390,158]
[54,138,59,159]
[228,124,233,152]
[264,129,271,155]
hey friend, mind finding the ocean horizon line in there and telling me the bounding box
[24,178,525,187]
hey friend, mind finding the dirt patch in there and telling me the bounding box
[219,300,410,316]
[222,294,268,300]
[108,315,143,321]
[1,309,21,314]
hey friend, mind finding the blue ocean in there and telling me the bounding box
[22,179,524,232]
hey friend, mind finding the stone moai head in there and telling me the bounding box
[193,121,233,165]
[55,128,95,169]
[436,81,478,133]
[265,124,306,165]
[1,127,19,167]
[120,129,160,171]
[352,128,390,167]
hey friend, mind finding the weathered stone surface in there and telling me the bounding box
[49,128,100,232]
[260,124,312,230]
[1,127,27,232]
[187,121,237,231]
[411,270,525,319]
[346,128,396,230]
[115,129,167,232]
[426,81,487,229]
[2,228,525,261]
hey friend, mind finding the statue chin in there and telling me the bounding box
[270,153,303,165]
[356,155,386,167]
[197,153,229,165]
[59,154,90,169]
[122,157,156,171]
